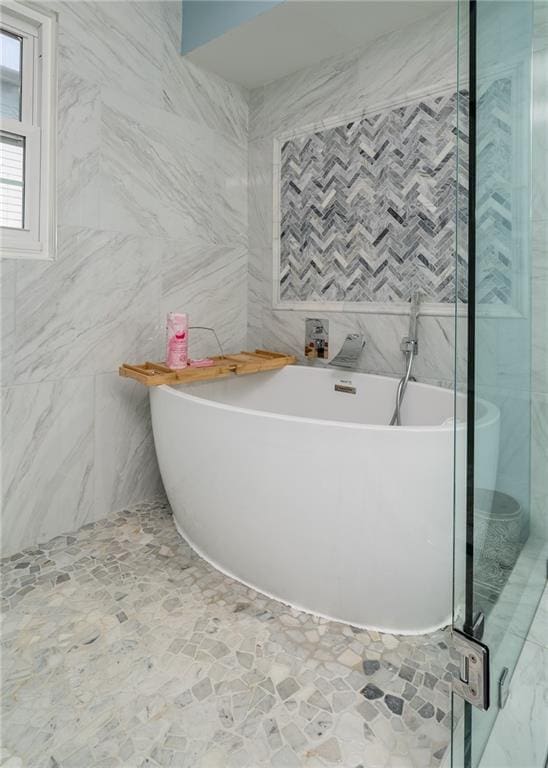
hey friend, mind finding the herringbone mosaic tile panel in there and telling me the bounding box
[279,83,514,307]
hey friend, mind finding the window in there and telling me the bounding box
[0,3,56,259]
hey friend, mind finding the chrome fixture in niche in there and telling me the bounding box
[305,318,329,360]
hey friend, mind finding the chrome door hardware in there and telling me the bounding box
[452,628,490,710]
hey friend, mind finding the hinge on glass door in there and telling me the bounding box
[464,610,485,641]
[452,628,490,710]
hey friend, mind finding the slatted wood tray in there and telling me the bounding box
[119,350,296,387]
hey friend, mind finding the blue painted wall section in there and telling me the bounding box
[182,0,284,54]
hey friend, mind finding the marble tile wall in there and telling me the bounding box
[1,1,249,555]
[247,7,463,388]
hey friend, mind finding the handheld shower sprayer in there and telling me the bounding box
[389,292,422,426]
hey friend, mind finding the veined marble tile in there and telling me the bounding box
[99,91,211,241]
[1,376,94,556]
[1,258,16,388]
[57,68,100,229]
[160,231,218,299]
[160,241,248,360]
[357,7,457,110]
[261,310,319,361]
[247,249,269,350]
[532,219,548,395]
[249,138,273,253]
[162,2,249,145]
[248,86,265,129]
[162,55,249,146]
[208,132,248,247]
[3,0,251,555]
[94,373,164,520]
[249,7,457,142]
[259,308,458,384]
[532,217,548,261]
[531,495,548,543]
[466,546,546,765]
[247,324,263,354]
[325,313,407,376]
[531,394,548,538]
[14,227,161,384]
[479,639,547,768]
[411,317,458,384]
[480,535,547,661]
[526,583,548,649]
[99,88,247,245]
[56,0,166,109]
[249,47,361,141]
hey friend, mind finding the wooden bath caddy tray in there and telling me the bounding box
[119,350,296,387]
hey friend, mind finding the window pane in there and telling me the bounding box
[0,131,25,229]
[0,29,22,120]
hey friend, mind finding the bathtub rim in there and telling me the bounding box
[153,367,499,434]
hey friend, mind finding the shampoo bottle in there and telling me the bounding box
[166,312,188,369]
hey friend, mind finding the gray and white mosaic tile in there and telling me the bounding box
[278,77,517,309]
[279,90,468,306]
[1,502,457,767]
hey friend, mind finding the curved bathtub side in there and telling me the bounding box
[150,385,454,634]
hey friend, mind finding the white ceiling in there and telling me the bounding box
[185,0,454,90]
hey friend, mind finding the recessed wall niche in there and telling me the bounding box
[273,79,523,316]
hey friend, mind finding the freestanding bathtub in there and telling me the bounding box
[150,365,500,634]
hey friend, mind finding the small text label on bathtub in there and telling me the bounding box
[334,381,356,395]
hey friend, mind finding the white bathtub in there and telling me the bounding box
[150,365,499,634]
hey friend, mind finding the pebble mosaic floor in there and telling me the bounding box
[1,501,458,768]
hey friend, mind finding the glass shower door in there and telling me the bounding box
[452,0,547,766]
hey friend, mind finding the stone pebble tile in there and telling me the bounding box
[1,501,455,767]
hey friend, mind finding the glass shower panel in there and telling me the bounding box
[453,1,546,766]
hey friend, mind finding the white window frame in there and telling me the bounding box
[0,2,56,260]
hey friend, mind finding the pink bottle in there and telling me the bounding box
[166,313,188,369]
